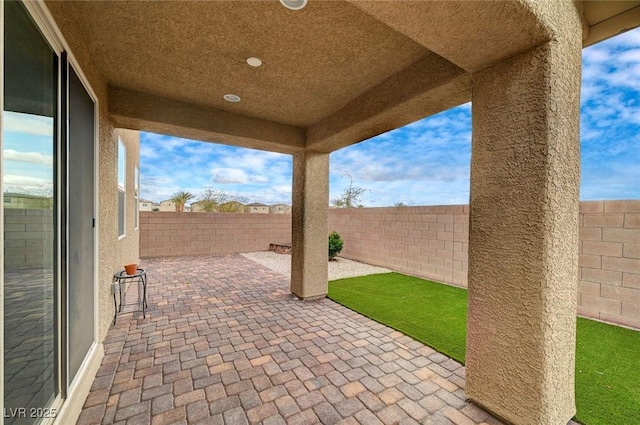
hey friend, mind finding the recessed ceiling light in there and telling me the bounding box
[223,94,241,103]
[246,57,263,67]
[279,0,307,11]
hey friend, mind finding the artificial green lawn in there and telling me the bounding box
[328,272,640,425]
[575,318,640,425]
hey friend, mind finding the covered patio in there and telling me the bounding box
[78,255,502,425]
[5,1,640,424]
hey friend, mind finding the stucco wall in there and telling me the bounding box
[139,212,291,258]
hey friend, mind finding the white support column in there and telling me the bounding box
[291,150,329,300]
[466,3,582,425]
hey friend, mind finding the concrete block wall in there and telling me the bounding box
[4,208,54,268]
[139,212,291,258]
[578,200,640,329]
[330,201,640,329]
[329,205,469,286]
[138,201,640,328]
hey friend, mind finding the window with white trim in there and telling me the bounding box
[134,166,139,230]
[118,138,126,238]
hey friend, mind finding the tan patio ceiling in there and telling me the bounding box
[46,1,640,154]
[583,1,640,47]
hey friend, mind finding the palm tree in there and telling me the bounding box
[170,190,195,212]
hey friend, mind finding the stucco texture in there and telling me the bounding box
[466,2,582,424]
[96,129,140,344]
[97,127,140,341]
[291,151,329,300]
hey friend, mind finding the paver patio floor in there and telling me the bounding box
[76,255,502,425]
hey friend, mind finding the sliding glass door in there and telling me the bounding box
[3,2,99,421]
[67,64,95,385]
[3,0,60,422]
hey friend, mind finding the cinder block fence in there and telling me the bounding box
[4,208,53,267]
[329,205,469,287]
[138,200,640,329]
[577,201,640,328]
[139,212,291,258]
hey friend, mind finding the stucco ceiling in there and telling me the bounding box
[56,0,431,128]
[45,1,640,154]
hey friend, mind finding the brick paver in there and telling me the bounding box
[76,255,503,425]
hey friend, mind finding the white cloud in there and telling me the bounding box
[220,150,287,172]
[617,50,640,63]
[4,149,53,165]
[212,168,249,184]
[3,112,53,137]
[139,144,160,160]
[273,185,292,194]
[613,28,640,46]
[4,174,51,186]
[582,47,610,63]
[142,132,193,151]
[250,175,269,183]
[3,175,53,196]
[233,186,291,205]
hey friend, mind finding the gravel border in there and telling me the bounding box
[241,251,391,281]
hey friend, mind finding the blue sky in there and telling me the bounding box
[137,27,635,205]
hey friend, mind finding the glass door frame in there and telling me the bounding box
[63,52,100,394]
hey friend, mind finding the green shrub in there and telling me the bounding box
[328,231,344,260]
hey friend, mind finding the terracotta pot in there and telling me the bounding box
[124,264,137,275]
